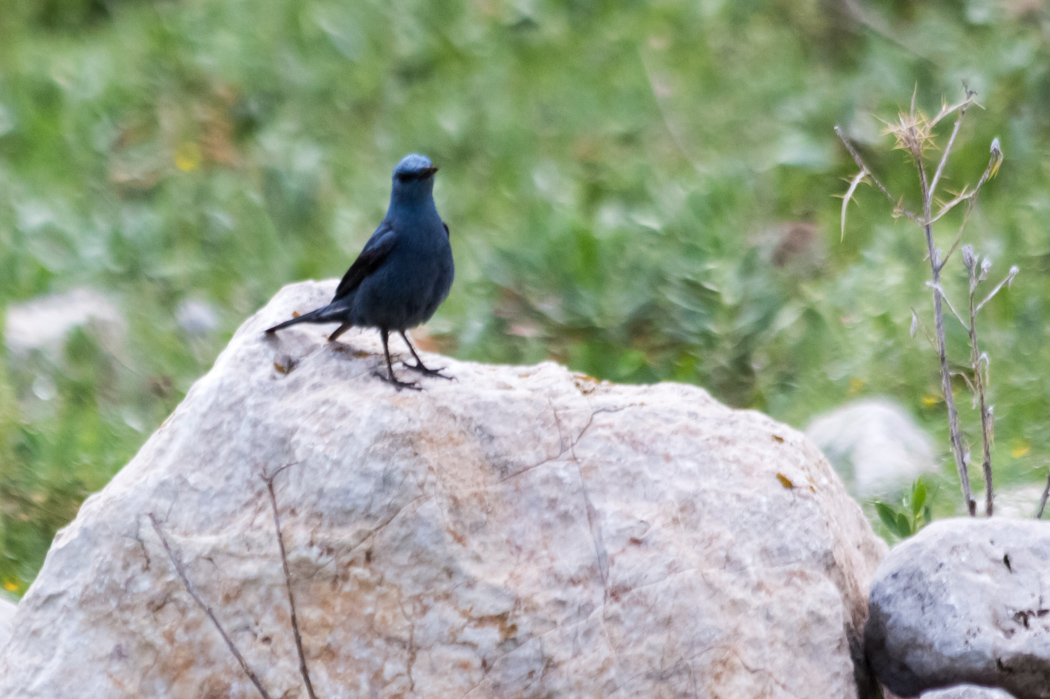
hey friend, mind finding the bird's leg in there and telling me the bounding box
[398,331,453,380]
[374,329,420,391]
[328,323,352,343]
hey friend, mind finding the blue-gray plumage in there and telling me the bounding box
[266,154,454,390]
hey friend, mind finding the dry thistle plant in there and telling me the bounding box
[835,88,1013,518]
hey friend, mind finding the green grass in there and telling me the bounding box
[2,0,1050,591]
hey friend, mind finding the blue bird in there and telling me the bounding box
[266,154,455,390]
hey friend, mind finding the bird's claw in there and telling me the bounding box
[402,362,454,380]
[373,371,422,392]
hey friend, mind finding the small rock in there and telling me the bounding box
[175,298,219,336]
[4,287,123,359]
[806,398,937,497]
[866,518,1050,698]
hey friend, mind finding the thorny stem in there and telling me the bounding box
[929,156,1005,236]
[915,134,977,516]
[833,126,918,222]
[1037,470,1050,519]
[976,265,1018,314]
[929,91,975,200]
[967,263,994,516]
[927,243,976,518]
[937,143,1004,274]
[148,513,274,699]
[263,470,318,699]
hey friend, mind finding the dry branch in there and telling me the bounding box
[914,96,974,516]
[964,248,994,516]
[928,91,976,198]
[840,170,869,240]
[833,125,917,223]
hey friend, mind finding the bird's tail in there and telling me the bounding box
[265,305,338,334]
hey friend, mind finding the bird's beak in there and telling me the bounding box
[423,166,439,177]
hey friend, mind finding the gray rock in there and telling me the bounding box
[0,279,888,698]
[866,518,1050,698]
[806,398,937,498]
[175,298,219,336]
[0,596,15,651]
[3,287,123,359]
[921,686,1017,699]
[985,484,1048,520]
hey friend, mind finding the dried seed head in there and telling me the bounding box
[962,245,976,269]
[884,109,934,158]
[990,138,1003,179]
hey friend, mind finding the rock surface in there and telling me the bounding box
[921,687,1017,699]
[0,280,887,698]
[867,518,1050,699]
[0,596,15,651]
[805,398,937,498]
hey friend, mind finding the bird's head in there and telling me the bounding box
[391,153,439,201]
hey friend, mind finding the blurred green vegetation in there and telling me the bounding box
[1,0,1050,591]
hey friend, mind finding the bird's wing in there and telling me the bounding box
[333,222,399,301]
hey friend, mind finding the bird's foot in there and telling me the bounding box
[402,361,454,380]
[373,370,422,392]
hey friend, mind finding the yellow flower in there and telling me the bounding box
[1011,441,1031,459]
[921,394,940,407]
[3,580,19,592]
[174,142,202,172]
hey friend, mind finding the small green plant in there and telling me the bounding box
[874,478,932,540]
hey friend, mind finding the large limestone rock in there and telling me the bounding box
[0,596,15,651]
[0,280,887,698]
[866,519,1050,698]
